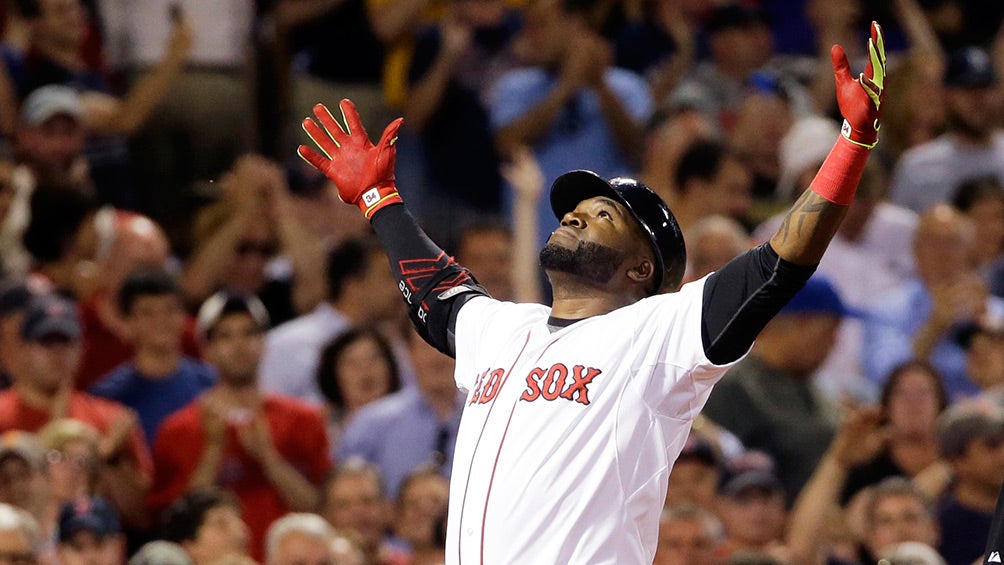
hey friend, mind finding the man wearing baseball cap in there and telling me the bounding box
[0,294,151,529]
[56,496,125,565]
[936,400,1004,565]
[0,430,43,514]
[0,278,48,390]
[149,292,331,560]
[14,85,89,188]
[890,46,1004,212]
[716,453,787,559]
[703,275,848,499]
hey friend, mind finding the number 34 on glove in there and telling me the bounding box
[833,21,886,149]
[298,99,404,219]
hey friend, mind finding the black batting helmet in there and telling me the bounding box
[550,170,686,293]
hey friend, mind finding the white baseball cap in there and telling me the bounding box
[20,85,83,126]
[195,291,270,340]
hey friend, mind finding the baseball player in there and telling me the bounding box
[297,22,886,564]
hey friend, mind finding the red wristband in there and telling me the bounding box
[357,180,402,219]
[808,137,871,206]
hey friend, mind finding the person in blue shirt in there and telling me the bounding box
[90,268,214,444]
[336,329,464,498]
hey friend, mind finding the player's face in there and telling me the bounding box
[542,197,651,289]
[654,517,719,565]
[866,494,938,557]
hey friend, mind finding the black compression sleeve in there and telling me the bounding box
[369,204,487,357]
[701,243,817,365]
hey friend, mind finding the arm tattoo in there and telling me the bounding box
[774,191,840,246]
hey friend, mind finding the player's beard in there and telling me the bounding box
[539,240,626,285]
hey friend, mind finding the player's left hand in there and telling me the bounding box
[832,21,886,149]
[298,99,404,219]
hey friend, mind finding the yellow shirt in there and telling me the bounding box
[369,0,527,108]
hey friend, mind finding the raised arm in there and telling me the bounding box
[700,22,887,365]
[82,18,193,135]
[298,100,488,357]
[770,21,886,265]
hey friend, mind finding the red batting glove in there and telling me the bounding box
[832,21,886,149]
[298,99,404,219]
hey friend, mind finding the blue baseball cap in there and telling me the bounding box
[945,46,997,88]
[21,294,80,341]
[780,275,853,318]
[58,497,121,542]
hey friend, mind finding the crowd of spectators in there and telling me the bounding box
[1,0,1004,563]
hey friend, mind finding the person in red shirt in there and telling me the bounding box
[0,293,152,527]
[75,210,201,389]
[149,292,331,561]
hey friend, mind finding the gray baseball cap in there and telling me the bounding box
[937,400,1004,458]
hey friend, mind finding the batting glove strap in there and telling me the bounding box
[841,119,879,150]
[357,181,403,219]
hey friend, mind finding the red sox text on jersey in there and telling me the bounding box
[468,365,603,406]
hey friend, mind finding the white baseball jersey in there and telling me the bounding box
[447,276,742,564]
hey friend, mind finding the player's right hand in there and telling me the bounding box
[832,21,886,148]
[298,99,404,219]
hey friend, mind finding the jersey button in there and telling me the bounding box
[466,528,473,536]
